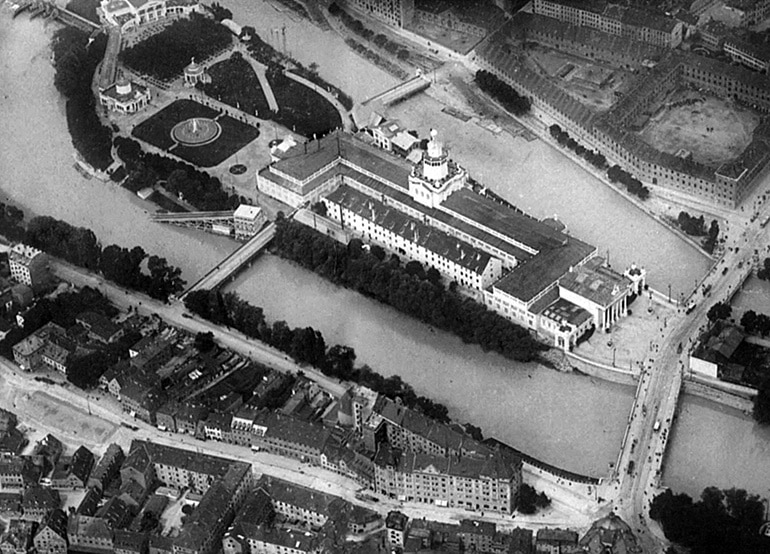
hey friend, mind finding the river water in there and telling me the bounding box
[1,7,768,489]
[663,395,770,499]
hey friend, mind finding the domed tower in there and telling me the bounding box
[423,129,449,182]
[115,78,132,96]
[408,129,467,208]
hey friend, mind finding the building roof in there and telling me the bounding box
[37,508,68,540]
[326,185,492,275]
[386,510,409,531]
[441,188,569,254]
[67,515,112,541]
[124,440,250,481]
[558,257,631,307]
[399,448,519,481]
[377,397,486,456]
[705,325,745,360]
[257,475,337,517]
[458,519,496,537]
[22,486,60,510]
[541,297,593,327]
[77,312,123,342]
[234,204,262,221]
[100,80,149,103]
[174,482,231,551]
[269,131,412,190]
[537,527,579,544]
[259,412,331,453]
[493,239,596,303]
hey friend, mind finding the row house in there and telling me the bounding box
[67,515,113,554]
[373,444,521,515]
[20,487,60,523]
[51,446,94,490]
[88,444,125,492]
[32,509,67,554]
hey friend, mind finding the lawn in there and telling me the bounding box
[201,58,342,138]
[119,14,232,81]
[132,99,259,168]
[201,53,270,117]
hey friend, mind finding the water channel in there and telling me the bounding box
[1,7,769,492]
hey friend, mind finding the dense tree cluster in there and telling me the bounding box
[517,483,551,514]
[475,70,531,116]
[678,212,720,253]
[183,289,451,422]
[706,302,731,323]
[677,211,707,236]
[272,219,546,362]
[607,165,650,200]
[740,310,770,337]
[650,487,770,554]
[51,28,113,170]
[548,125,608,170]
[25,216,185,301]
[329,4,411,62]
[120,14,232,81]
[115,137,242,211]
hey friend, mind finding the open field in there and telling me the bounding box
[639,92,759,166]
[132,99,260,168]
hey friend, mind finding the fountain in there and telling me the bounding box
[171,116,222,147]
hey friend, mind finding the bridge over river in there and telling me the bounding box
[609,204,770,552]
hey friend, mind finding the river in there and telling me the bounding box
[1,7,768,489]
[663,394,770,499]
[226,254,633,477]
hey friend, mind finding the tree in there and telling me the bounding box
[194,331,216,353]
[517,483,550,514]
[146,255,185,301]
[323,344,356,379]
[706,302,731,323]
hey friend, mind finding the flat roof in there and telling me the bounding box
[559,258,630,307]
[441,188,568,253]
[493,240,596,303]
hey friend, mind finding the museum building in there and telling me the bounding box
[257,130,643,350]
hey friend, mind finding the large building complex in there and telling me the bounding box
[474,12,770,209]
[532,0,683,48]
[258,130,641,350]
[98,0,200,31]
[345,0,415,28]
